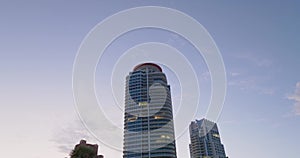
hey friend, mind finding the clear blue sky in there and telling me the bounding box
[1,1,299,158]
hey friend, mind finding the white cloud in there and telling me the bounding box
[230,72,240,77]
[200,71,210,81]
[228,77,275,95]
[287,82,300,115]
[51,118,97,154]
[294,103,300,115]
[233,52,273,67]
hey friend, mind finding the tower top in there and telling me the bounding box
[133,63,162,72]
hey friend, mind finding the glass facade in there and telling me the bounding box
[123,63,177,158]
[189,119,227,158]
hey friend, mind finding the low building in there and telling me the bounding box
[71,140,104,158]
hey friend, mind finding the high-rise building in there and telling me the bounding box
[189,119,227,158]
[123,63,177,158]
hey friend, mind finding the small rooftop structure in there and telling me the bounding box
[71,140,104,158]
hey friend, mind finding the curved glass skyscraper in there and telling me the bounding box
[123,63,177,158]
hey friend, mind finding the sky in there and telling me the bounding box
[0,0,300,158]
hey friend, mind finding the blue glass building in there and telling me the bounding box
[123,63,177,158]
[189,119,227,158]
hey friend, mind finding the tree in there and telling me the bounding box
[70,145,97,158]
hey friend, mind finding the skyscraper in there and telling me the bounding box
[189,119,227,158]
[123,63,177,158]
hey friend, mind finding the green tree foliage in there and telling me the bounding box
[70,146,96,158]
